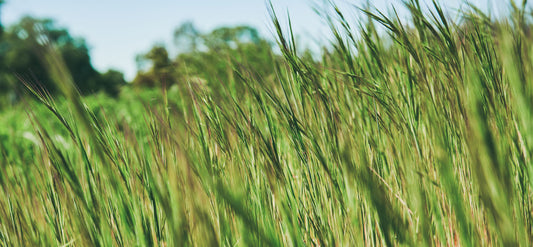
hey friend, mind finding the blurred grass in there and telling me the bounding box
[0,1,532,246]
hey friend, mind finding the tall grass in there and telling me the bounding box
[0,0,532,246]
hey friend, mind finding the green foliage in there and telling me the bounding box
[133,23,277,98]
[0,1,4,36]
[0,16,126,109]
[133,45,172,87]
[1,1,533,246]
[99,69,126,97]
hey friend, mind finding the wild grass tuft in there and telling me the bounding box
[0,1,532,246]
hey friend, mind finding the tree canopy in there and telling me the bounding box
[0,16,125,108]
[133,22,277,97]
[0,15,278,108]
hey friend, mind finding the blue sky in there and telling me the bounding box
[2,0,500,80]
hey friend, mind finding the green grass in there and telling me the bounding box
[1,1,532,246]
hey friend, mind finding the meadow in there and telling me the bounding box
[0,1,532,246]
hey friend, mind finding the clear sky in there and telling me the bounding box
[2,0,501,80]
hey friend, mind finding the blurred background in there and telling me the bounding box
[0,0,504,107]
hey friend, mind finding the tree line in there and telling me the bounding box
[132,22,277,96]
[0,3,279,109]
[0,15,126,108]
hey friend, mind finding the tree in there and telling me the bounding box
[182,25,275,94]
[203,26,263,50]
[99,69,126,96]
[135,22,277,97]
[173,21,200,52]
[0,0,7,100]
[133,44,172,87]
[0,0,4,36]
[0,16,125,103]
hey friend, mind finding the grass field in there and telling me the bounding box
[0,1,532,246]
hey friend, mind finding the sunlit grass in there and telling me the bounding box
[0,1,532,246]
